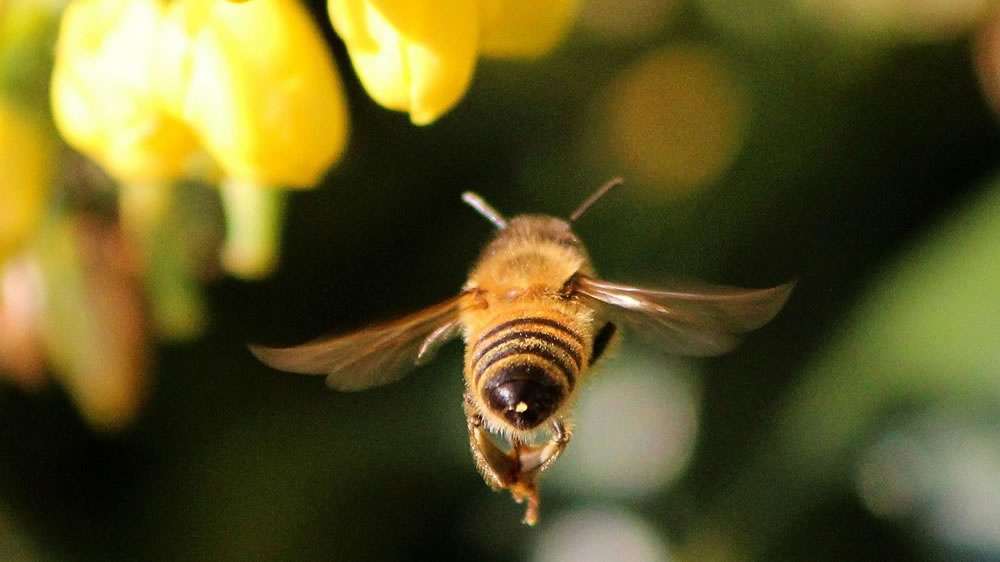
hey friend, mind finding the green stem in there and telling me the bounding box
[219,177,287,279]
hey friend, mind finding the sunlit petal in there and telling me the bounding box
[329,0,478,124]
[51,0,200,183]
[159,0,350,187]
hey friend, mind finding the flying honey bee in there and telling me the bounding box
[250,179,793,525]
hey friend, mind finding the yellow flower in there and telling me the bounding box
[157,0,350,188]
[328,0,579,125]
[53,0,349,188]
[0,97,53,264]
[157,0,350,276]
[52,0,351,278]
[51,0,202,183]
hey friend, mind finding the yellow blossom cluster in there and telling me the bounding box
[49,0,579,276]
[1,0,579,429]
[51,0,351,278]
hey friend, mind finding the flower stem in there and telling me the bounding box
[219,177,286,279]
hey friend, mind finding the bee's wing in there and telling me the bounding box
[574,275,793,356]
[249,294,465,391]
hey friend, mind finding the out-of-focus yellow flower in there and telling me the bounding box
[157,0,349,188]
[52,0,351,278]
[51,0,203,184]
[328,0,579,125]
[328,0,477,125]
[158,0,349,276]
[53,0,349,187]
[0,97,53,264]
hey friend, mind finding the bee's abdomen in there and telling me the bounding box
[473,317,584,389]
[471,316,586,429]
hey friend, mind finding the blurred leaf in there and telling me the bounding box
[680,171,1000,562]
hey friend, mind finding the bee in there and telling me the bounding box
[250,179,793,525]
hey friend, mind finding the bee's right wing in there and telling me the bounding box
[249,294,466,391]
[574,275,793,356]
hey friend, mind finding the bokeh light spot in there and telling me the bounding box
[578,0,682,43]
[549,351,699,499]
[794,0,992,41]
[533,506,672,562]
[855,412,1000,555]
[604,45,750,195]
[696,0,801,43]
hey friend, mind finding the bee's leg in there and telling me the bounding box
[464,393,519,491]
[506,419,572,526]
[503,439,539,525]
[521,417,573,478]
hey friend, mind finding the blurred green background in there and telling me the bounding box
[4,1,1000,560]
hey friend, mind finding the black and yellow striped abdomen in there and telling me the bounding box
[470,315,588,430]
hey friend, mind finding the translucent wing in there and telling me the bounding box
[574,275,793,356]
[249,294,465,391]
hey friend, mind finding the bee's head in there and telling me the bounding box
[482,364,564,430]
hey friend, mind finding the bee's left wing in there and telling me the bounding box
[249,294,466,391]
[573,275,793,356]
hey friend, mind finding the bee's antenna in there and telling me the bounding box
[462,192,507,229]
[569,178,623,222]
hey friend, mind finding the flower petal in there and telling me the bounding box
[159,0,350,187]
[50,0,199,183]
[329,0,478,124]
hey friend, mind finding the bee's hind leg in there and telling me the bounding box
[520,418,573,479]
[507,418,572,526]
[463,394,571,526]
[464,393,520,491]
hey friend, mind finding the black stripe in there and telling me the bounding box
[475,345,576,391]
[472,330,582,369]
[477,317,584,346]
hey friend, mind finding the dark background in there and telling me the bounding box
[3,1,1000,560]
